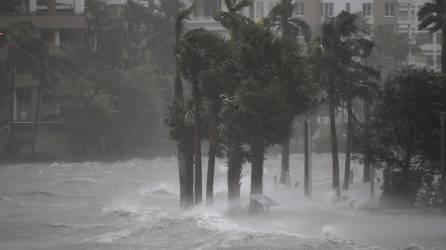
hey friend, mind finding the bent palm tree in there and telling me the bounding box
[266,0,312,186]
[215,0,252,41]
[314,11,374,196]
[178,28,231,206]
[215,0,252,210]
[418,0,446,73]
[172,0,195,208]
[267,0,312,42]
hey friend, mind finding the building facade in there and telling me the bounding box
[0,0,88,158]
[188,0,439,70]
[0,0,440,157]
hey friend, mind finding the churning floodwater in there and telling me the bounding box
[0,155,445,250]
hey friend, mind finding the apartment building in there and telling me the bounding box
[397,0,442,70]
[189,0,439,69]
[188,0,322,36]
[0,0,88,158]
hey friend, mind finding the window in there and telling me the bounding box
[398,2,409,20]
[41,30,54,43]
[36,0,49,13]
[346,3,351,12]
[417,33,434,44]
[203,0,220,18]
[60,30,73,43]
[294,0,304,16]
[362,3,372,16]
[249,0,264,18]
[55,0,74,14]
[0,1,23,14]
[321,2,334,17]
[16,88,31,104]
[385,2,395,17]
[427,55,434,66]
[249,4,255,17]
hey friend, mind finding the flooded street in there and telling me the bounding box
[0,155,445,250]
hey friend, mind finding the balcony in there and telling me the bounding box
[186,16,225,32]
[0,0,84,16]
[0,15,87,29]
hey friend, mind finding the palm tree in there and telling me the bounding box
[178,28,231,206]
[224,20,311,211]
[341,69,378,190]
[314,11,374,196]
[418,0,446,73]
[267,0,312,42]
[266,0,312,186]
[178,28,230,206]
[173,0,195,208]
[215,0,253,41]
[215,0,252,210]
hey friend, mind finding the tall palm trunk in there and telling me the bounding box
[173,0,194,208]
[184,126,194,208]
[192,81,202,204]
[328,94,341,196]
[227,140,242,211]
[304,114,311,197]
[442,26,446,74]
[363,98,371,182]
[250,139,264,195]
[31,85,42,158]
[250,138,264,212]
[206,102,218,205]
[342,98,353,190]
[6,64,15,156]
[174,70,186,207]
[280,137,290,186]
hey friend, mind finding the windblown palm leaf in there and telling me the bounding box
[418,0,446,32]
[417,0,446,73]
[266,0,312,42]
[215,0,253,40]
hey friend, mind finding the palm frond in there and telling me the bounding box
[418,13,444,32]
[175,3,194,37]
[289,18,312,42]
[233,0,253,13]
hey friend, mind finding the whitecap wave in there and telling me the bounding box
[102,203,140,218]
[21,190,63,198]
[139,183,178,197]
[51,177,99,185]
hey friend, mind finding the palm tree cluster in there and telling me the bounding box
[169,0,378,210]
[3,0,445,213]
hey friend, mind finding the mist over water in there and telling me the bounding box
[0,155,445,250]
